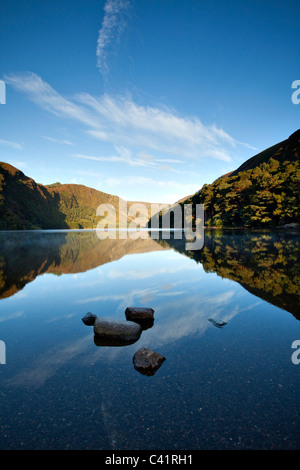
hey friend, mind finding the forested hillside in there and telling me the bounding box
[181,130,300,227]
[0,162,153,230]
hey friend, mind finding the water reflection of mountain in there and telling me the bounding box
[155,230,300,320]
[0,231,168,300]
[1,230,299,320]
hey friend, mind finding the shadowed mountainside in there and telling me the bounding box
[0,162,157,230]
[149,129,300,229]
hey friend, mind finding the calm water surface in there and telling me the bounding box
[0,229,299,450]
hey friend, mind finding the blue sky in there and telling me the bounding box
[1,0,299,203]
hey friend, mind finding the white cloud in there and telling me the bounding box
[73,145,157,168]
[79,93,234,161]
[96,0,131,76]
[0,138,23,150]
[72,146,186,171]
[5,72,254,165]
[4,72,99,128]
[155,157,184,164]
[43,136,74,146]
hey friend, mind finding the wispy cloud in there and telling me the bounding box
[96,0,131,76]
[75,93,235,161]
[43,136,74,146]
[0,138,23,150]
[5,72,254,164]
[73,145,157,168]
[4,72,99,128]
[72,146,185,170]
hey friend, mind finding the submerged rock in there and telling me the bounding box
[133,347,166,376]
[94,335,140,347]
[133,317,154,330]
[125,307,154,320]
[82,312,98,325]
[125,307,155,330]
[93,317,142,342]
[208,318,227,328]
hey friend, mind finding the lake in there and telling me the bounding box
[0,229,299,450]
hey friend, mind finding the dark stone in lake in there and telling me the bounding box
[94,335,140,347]
[125,307,155,330]
[208,318,227,328]
[93,317,142,342]
[82,312,98,325]
[133,347,166,376]
[125,307,154,320]
[133,317,154,330]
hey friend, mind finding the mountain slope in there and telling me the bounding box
[231,129,300,176]
[0,162,155,230]
[157,130,299,228]
[0,162,67,230]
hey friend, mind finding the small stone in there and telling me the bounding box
[125,307,154,321]
[125,307,155,330]
[93,317,142,342]
[208,318,227,328]
[94,335,140,347]
[133,347,166,376]
[82,312,98,325]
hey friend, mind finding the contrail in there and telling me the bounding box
[96,0,131,76]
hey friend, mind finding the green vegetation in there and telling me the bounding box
[148,129,300,229]
[0,163,152,230]
[46,182,62,188]
[188,157,299,227]
[184,130,300,228]
[0,163,67,230]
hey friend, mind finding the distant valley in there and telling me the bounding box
[0,129,299,230]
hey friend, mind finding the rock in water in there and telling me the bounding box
[125,307,155,330]
[82,312,98,325]
[133,347,166,376]
[208,318,227,328]
[125,307,155,321]
[93,317,142,342]
[94,335,140,347]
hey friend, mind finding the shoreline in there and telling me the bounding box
[0,224,299,233]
